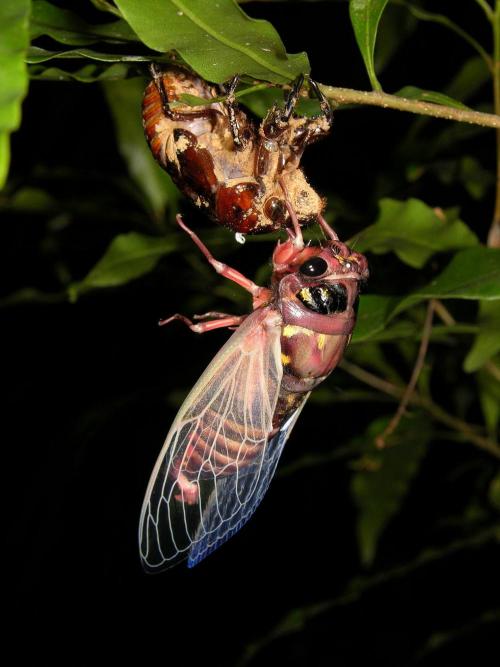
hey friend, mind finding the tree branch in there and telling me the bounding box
[318,84,500,129]
[340,359,500,460]
[376,300,435,447]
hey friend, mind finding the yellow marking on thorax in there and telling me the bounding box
[281,353,291,366]
[317,334,326,350]
[282,324,313,338]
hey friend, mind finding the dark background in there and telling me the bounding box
[5,2,499,665]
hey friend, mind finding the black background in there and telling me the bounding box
[5,2,500,665]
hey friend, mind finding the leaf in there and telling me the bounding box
[464,302,500,372]
[351,248,500,343]
[395,86,469,110]
[349,0,389,91]
[351,414,430,566]
[113,0,309,83]
[0,0,30,189]
[477,368,500,437]
[352,294,400,342]
[30,0,137,46]
[28,62,134,82]
[26,45,158,64]
[102,78,178,218]
[68,232,177,300]
[395,247,500,316]
[353,198,479,269]
[489,472,500,513]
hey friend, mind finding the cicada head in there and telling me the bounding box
[271,216,368,337]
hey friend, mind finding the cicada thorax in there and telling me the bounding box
[142,66,329,233]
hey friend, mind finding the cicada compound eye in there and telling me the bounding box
[264,197,287,225]
[299,256,328,277]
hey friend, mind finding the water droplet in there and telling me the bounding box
[235,232,246,245]
[177,10,183,16]
[262,48,271,52]
[245,42,251,46]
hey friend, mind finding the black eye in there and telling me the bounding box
[299,256,328,277]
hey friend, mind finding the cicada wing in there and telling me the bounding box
[139,307,283,572]
[187,392,310,567]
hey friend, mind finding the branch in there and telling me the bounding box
[318,84,500,129]
[339,359,500,460]
[376,300,435,447]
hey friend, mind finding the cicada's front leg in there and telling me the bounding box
[175,214,272,308]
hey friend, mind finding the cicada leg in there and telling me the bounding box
[159,313,246,333]
[222,74,248,151]
[149,63,222,126]
[175,214,272,307]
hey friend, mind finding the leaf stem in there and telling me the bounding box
[376,299,435,447]
[474,0,495,22]
[393,0,493,72]
[340,359,500,459]
[318,83,500,128]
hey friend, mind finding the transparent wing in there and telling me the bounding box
[187,393,309,567]
[139,307,284,571]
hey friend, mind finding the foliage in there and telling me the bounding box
[4,1,500,665]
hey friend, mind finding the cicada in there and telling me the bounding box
[139,203,368,570]
[142,65,332,234]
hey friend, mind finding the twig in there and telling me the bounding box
[376,300,435,447]
[238,525,500,666]
[317,84,500,129]
[339,359,500,459]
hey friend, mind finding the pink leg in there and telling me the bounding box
[159,312,246,333]
[176,215,271,303]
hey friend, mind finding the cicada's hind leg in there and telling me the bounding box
[149,63,221,126]
[175,214,272,307]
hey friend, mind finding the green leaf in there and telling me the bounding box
[351,249,500,343]
[102,78,178,218]
[351,294,400,342]
[113,0,309,83]
[489,472,500,512]
[68,232,177,300]
[477,367,500,436]
[395,86,469,110]
[351,414,430,566]
[464,301,500,372]
[28,62,134,82]
[349,0,389,91]
[0,0,30,189]
[395,247,500,316]
[30,0,137,46]
[26,45,158,64]
[353,198,479,269]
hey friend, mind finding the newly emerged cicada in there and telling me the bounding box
[139,203,368,570]
[142,65,332,234]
